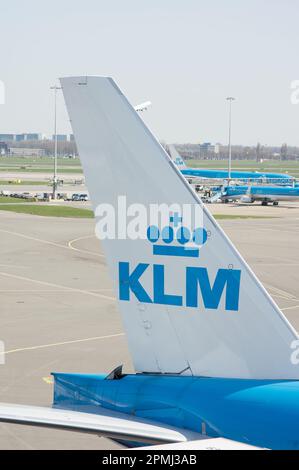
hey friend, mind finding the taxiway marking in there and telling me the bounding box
[0,271,116,301]
[5,333,124,355]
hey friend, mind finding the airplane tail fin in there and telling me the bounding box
[61,76,299,379]
[168,144,187,169]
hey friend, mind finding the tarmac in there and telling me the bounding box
[0,201,299,449]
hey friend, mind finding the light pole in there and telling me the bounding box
[226,96,235,184]
[50,85,61,199]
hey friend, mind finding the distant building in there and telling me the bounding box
[199,142,219,157]
[0,142,8,155]
[16,133,42,142]
[0,133,42,142]
[52,134,67,142]
[9,147,46,157]
[0,134,15,142]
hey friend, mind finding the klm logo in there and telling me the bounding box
[175,157,185,166]
[118,216,241,311]
[119,263,241,311]
[147,213,208,258]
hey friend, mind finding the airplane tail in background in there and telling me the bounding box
[168,144,187,169]
[61,76,299,380]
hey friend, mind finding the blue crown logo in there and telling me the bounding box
[146,212,208,258]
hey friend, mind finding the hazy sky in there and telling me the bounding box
[1,0,299,145]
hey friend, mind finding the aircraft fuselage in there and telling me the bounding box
[52,372,299,450]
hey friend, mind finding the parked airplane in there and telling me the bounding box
[217,184,299,205]
[169,145,294,185]
[134,101,152,112]
[1,77,299,449]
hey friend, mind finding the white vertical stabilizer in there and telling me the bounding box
[168,144,187,169]
[61,76,299,379]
